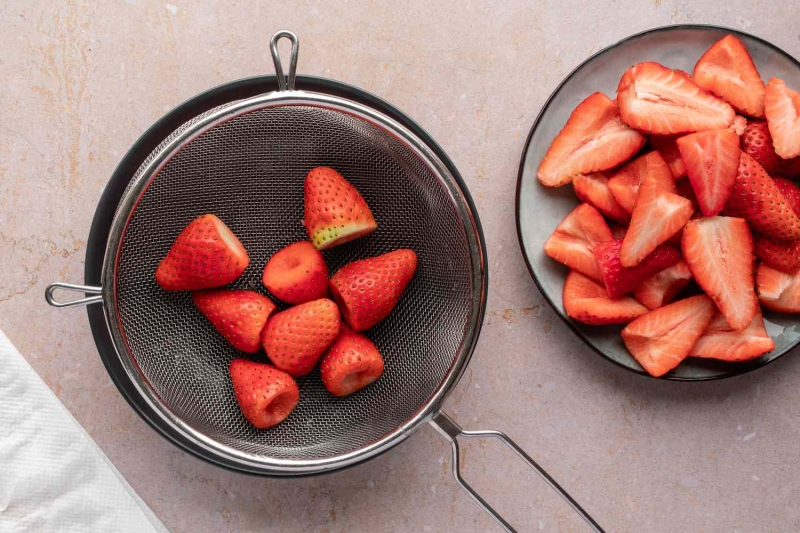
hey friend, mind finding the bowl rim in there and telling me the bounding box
[514,23,800,382]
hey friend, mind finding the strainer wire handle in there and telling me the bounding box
[45,282,103,308]
[430,411,605,533]
[270,30,299,91]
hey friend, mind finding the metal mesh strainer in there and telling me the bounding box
[46,31,602,532]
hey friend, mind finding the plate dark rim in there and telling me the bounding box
[515,23,800,382]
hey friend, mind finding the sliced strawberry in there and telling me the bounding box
[722,153,800,241]
[649,135,687,178]
[693,35,766,118]
[228,359,299,429]
[775,177,800,214]
[320,324,385,397]
[617,62,735,135]
[730,115,747,136]
[261,298,341,376]
[765,78,800,159]
[757,263,800,312]
[537,93,646,187]
[192,290,276,353]
[155,214,249,291]
[676,177,701,212]
[304,167,378,250]
[543,203,612,280]
[608,151,676,214]
[562,270,648,325]
[609,224,628,239]
[620,173,693,267]
[593,238,681,298]
[573,172,630,223]
[691,310,774,362]
[330,249,418,331]
[262,241,329,305]
[754,237,800,273]
[682,217,757,330]
[632,260,693,310]
[740,121,800,179]
[622,295,715,377]
[676,129,741,216]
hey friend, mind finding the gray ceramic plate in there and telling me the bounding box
[516,25,800,380]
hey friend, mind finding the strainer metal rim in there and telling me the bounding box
[96,89,487,474]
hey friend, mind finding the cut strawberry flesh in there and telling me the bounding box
[594,238,681,298]
[608,151,676,214]
[544,203,612,280]
[632,260,693,310]
[676,129,741,216]
[563,270,648,325]
[573,172,630,223]
[757,263,800,313]
[649,135,687,178]
[765,78,800,159]
[690,310,774,362]
[682,216,757,331]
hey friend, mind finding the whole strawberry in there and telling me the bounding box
[303,167,378,250]
[740,121,800,179]
[193,290,276,353]
[228,359,299,429]
[155,214,249,291]
[262,241,329,305]
[261,298,341,376]
[330,249,418,331]
[320,324,385,397]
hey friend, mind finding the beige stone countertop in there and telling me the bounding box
[3,1,800,532]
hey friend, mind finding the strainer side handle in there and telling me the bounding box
[429,411,605,533]
[45,282,103,308]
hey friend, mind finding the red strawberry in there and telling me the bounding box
[320,324,385,397]
[753,237,800,274]
[155,214,249,291]
[262,241,329,305]
[632,260,693,310]
[537,93,646,187]
[676,129,741,216]
[740,121,800,179]
[649,135,687,178]
[593,238,681,298]
[775,178,800,213]
[682,217,757,331]
[543,203,612,281]
[730,115,747,136]
[617,62,735,135]
[764,78,800,159]
[676,177,701,212]
[572,172,630,223]
[330,249,418,331]
[722,153,800,241]
[608,151,676,214]
[228,359,299,429]
[693,35,766,118]
[691,310,774,362]
[622,295,715,377]
[192,290,276,353]
[562,270,647,325]
[303,167,378,250]
[261,298,341,376]
[757,263,800,313]
[621,173,693,267]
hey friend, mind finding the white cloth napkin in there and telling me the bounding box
[0,329,169,533]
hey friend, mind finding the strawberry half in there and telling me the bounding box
[573,172,630,223]
[757,263,800,313]
[765,78,800,159]
[622,295,715,377]
[693,35,766,118]
[229,359,300,429]
[740,121,800,179]
[607,151,676,214]
[632,260,693,310]
[691,310,774,362]
[303,167,378,250]
[754,237,800,274]
[722,153,800,241]
[155,214,249,291]
[682,217,757,331]
[775,177,800,214]
[543,203,612,281]
[192,290,276,353]
[676,129,741,216]
[617,62,735,135]
[262,241,329,305]
[330,249,418,331]
[537,93,646,187]
[562,270,647,325]
[593,238,681,298]
[261,298,341,376]
[649,135,687,178]
[320,324,385,397]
